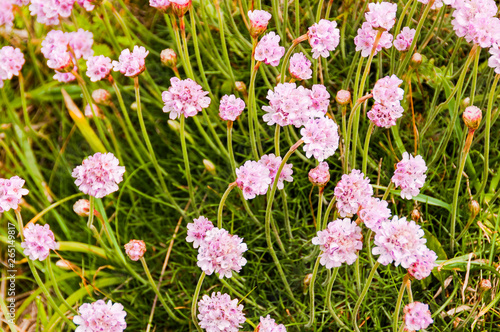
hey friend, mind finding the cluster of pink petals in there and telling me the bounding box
[307,19,340,59]
[236,160,271,200]
[0,1,14,31]
[0,46,25,88]
[54,70,76,83]
[391,152,427,199]
[354,22,393,57]
[372,216,427,268]
[308,161,330,187]
[257,315,287,332]
[69,29,94,59]
[334,169,373,218]
[21,223,59,261]
[394,27,416,52]
[365,2,398,31]
[248,10,272,37]
[72,152,125,198]
[417,0,455,9]
[309,84,330,115]
[12,0,31,6]
[358,197,391,231]
[77,0,95,11]
[186,216,214,248]
[150,0,171,11]
[289,52,312,80]
[219,94,245,121]
[300,117,339,161]
[29,0,75,25]
[198,292,245,332]
[0,175,29,212]
[403,302,433,331]
[258,153,293,190]
[372,75,404,106]
[197,227,247,278]
[84,103,101,118]
[86,55,113,82]
[254,31,285,66]
[407,247,437,280]
[367,102,404,128]
[162,77,211,119]
[112,46,149,77]
[73,199,90,216]
[312,218,363,268]
[124,240,147,261]
[74,300,127,332]
[488,46,500,74]
[92,89,112,105]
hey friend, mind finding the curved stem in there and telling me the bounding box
[279,35,308,84]
[274,125,281,157]
[87,196,95,228]
[323,197,335,230]
[180,116,196,210]
[217,182,237,228]
[316,188,323,233]
[248,52,260,160]
[305,255,322,328]
[352,261,380,332]
[46,259,78,315]
[382,182,394,200]
[281,190,293,239]
[228,121,237,177]
[325,267,345,327]
[214,0,235,86]
[362,122,375,175]
[191,272,206,332]
[393,274,409,332]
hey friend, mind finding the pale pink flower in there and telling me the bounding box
[257,315,287,332]
[124,240,146,261]
[11,0,31,6]
[112,46,149,77]
[0,1,14,31]
[289,52,312,80]
[354,22,393,57]
[451,0,499,46]
[92,89,112,105]
[391,152,427,199]
[300,117,339,161]
[170,0,191,16]
[47,51,73,71]
[0,176,29,212]
[74,300,127,332]
[0,46,25,83]
[41,30,69,59]
[160,48,177,67]
[335,90,351,105]
[186,216,214,248]
[308,161,330,187]
[372,74,404,106]
[84,103,101,118]
[334,169,373,218]
[162,77,211,119]
[68,29,94,60]
[417,0,455,9]
[219,94,245,121]
[358,197,391,231]
[150,0,171,11]
[403,302,433,331]
[309,84,330,115]
[466,14,500,48]
[73,199,90,217]
[488,46,500,74]
[258,153,293,190]
[254,31,285,66]
[365,2,398,31]
[54,70,76,83]
[307,19,340,59]
[248,10,272,37]
[198,292,245,332]
[29,0,76,25]
[463,105,482,130]
[407,247,437,280]
[77,0,95,11]
[236,160,271,200]
[86,55,113,82]
[367,102,404,128]
[21,223,59,261]
[394,27,416,51]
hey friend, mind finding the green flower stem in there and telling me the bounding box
[180,116,196,210]
[316,188,324,233]
[305,255,322,328]
[390,0,414,73]
[281,190,293,239]
[191,272,206,332]
[323,197,335,230]
[489,207,500,266]
[392,274,409,332]
[248,54,261,160]
[325,267,345,327]
[228,121,237,175]
[280,35,308,85]
[213,0,235,86]
[46,259,78,315]
[28,192,84,224]
[275,125,281,157]
[469,47,481,105]
[18,72,35,134]
[341,105,348,173]
[362,122,375,175]
[406,279,413,303]
[218,182,237,228]
[87,196,95,228]
[352,261,380,332]
[179,16,195,79]
[345,94,372,172]
[315,0,324,21]
[354,252,361,294]
[382,182,394,200]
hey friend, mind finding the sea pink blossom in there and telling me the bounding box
[289,52,312,80]
[372,74,404,106]
[403,302,433,331]
[236,160,272,200]
[47,51,73,71]
[68,29,94,60]
[248,10,272,37]
[365,2,398,31]
[73,199,90,216]
[41,30,69,59]
[124,240,146,261]
[358,197,391,231]
[84,103,101,118]
[198,292,245,332]
[0,47,25,85]
[258,154,293,190]
[112,46,149,77]
[417,0,455,9]
[308,162,330,187]
[336,90,351,105]
[367,102,404,128]
[21,223,59,261]
[29,0,76,25]
[488,46,500,74]
[407,247,437,280]
[86,55,113,82]
[77,0,95,11]
[170,0,191,16]
[11,0,31,6]
[463,105,482,130]
[307,19,340,59]
[74,300,127,332]
[150,0,171,11]
[394,27,416,51]
[254,31,285,66]
[309,84,330,115]
[257,315,287,332]
[0,1,14,31]
[219,94,245,121]
[92,89,112,105]
[162,77,211,119]
[334,169,373,218]
[354,22,393,57]
[300,117,340,161]
[54,70,76,83]
[186,216,214,248]
[391,152,427,199]
[0,176,29,212]
[451,0,499,47]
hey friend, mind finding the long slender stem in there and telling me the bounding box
[352,261,380,332]
[280,35,308,84]
[191,272,206,332]
[248,56,260,160]
[393,274,409,332]
[305,255,322,328]
[87,196,95,228]
[316,188,323,233]
[46,259,78,315]
[217,182,237,228]
[342,105,348,173]
[362,122,375,174]
[180,116,196,210]
[228,121,237,177]
[214,0,235,86]
[469,47,481,105]
[18,72,35,133]
[275,125,281,157]
[325,267,345,327]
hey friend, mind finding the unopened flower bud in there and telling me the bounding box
[84,103,102,118]
[335,90,351,105]
[308,162,330,187]
[203,159,216,175]
[170,0,191,17]
[462,97,470,109]
[55,259,77,270]
[168,119,180,132]
[463,106,482,130]
[130,102,137,110]
[479,279,492,293]
[92,89,112,106]
[161,49,177,68]
[124,240,147,261]
[235,81,247,93]
[248,10,272,38]
[73,199,90,217]
[303,273,313,293]
[411,209,420,222]
[469,200,480,218]
[411,53,422,68]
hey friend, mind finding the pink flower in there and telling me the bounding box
[124,240,146,261]
[219,94,245,121]
[162,77,211,119]
[77,0,95,11]
[186,216,214,248]
[41,30,69,59]
[359,197,391,231]
[403,302,433,331]
[86,55,113,82]
[312,218,363,268]
[407,247,437,280]
[112,46,149,77]
[300,117,340,161]
[367,102,404,128]
[0,1,14,31]
[160,48,177,67]
[21,223,59,261]
[11,0,31,6]
[254,31,285,67]
[466,14,500,48]
[0,47,25,84]
[170,0,191,16]
[198,292,245,332]
[334,169,373,217]
[73,199,90,216]
[258,153,293,190]
[47,51,73,71]
[372,74,404,106]
[257,315,287,332]
[307,19,340,59]
[0,176,29,212]
[150,0,171,11]
[236,160,271,200]
[72,152,125,198]
[354,22,393,57]
[451,0,499,46]
[365,2,398,31]
[54,70,76,82]
[73,300,127,332]
[248,10,272,37]
[308,161,330,187]
[391,152,427,199]
[197,227,247,278]
[29,0,76,25]
[336,90,351,105]
[488,46,500,74]
[92,89,112,105]
[463,105,482,130]
[394,27,416,51]
[68,29,94,60]
[417,0,455,9]
[289,52,312,80]
[372,216,427,268]
[309,84,330,115]
[84,103,101,118]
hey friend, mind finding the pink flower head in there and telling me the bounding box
[309,84,330,115]
[0,47,25,83]
[300,116,340,161]
[73,199,90,216]
[112,46,149,77]
[21,223,59,261]
[289,52,312,80]
[365,2,398,31]
[372,74,404,106]
[150,0,171,11]
[198,292,245,332]
[41,30,70,59]
[77,0,95,11]
[92,89,112,105]
[257,315,287,332]
[312,218,363,268]
[162,77,211,119]
[391,152,427,199]
[72,152,125,198]
[308,161,330,187]
[394,27,416,51]
[186,216,214,248]
[367,102,404,128]
[84,103,101,118]
[219,94,245,121]
[334,169,373,217]
[254,31,285,66]
[354,22,393,57]
[248,10,272,37]
[488,46,500,74]
[54,70,76,82]
[68,29,94,60]
[47,50,73,71]
[197,227,247,278]
[12,0,31,6]
[73,300,127,332]
[403,302,433,331]
[124,240,146,261]
[451,0,499,47]
[463,105,482,130]
[0,176,29,212]
[307,19,340,59]
[86,55,113,82]
[407,247,437,280]
[258,153,293,190]
[372,216,427,268]
[336,90,351,105]
[236,160,272,200]
[29,0,76,25]
[0,1,14,31]
[170,0,191,16]
[358,197,391,231]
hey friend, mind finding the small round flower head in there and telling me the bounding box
[68,29,94,60]
[479,279,492,292]
[29,0,76,26]
[47,50,73,71]
[73,199,90,217]
[0,46,25,83]
[72,152,125,198]
[150,0,171,11]
[198,292,245,332]
[358,197,391,231]
[112,46,149,77]
[197,227,247,278]
[84,103,102,118]
[391,152,427,199]
[21,223,59,261]
[257,315,287,332]
[407,246,437,280]
[372,75,404,106]
[186,216,214,248]
[0,176,29,212]
[354,22,393,57]
[367,102,404,128]
[254,31,285,67]
[308,161,330,187]
[124,240,146,261]
[312,218,363,268]
[403,302,433,331]
[86,55,113,82]
[372,216,427,268]
[77,0,94,11]
[236,160,272,200]
[41,30,69,59]
[307,19,340,59]
[0,1,14,31]
[54,70,76,83]
[170,0,191,16]
[309,84,330,115]
[219,94,245,121]
[365,2,398,31]
[451,0,499,47]
[248,10,272,37]
[463,105,482,130]
[160,48,177,67]
[336,90,351,105]
[300,117,340,161]
[488,46,500,74]
[74,300,127,332]
[289,52,312,80]
[235,81,247,93]
[394,27,416,52]
[92,89,112,106]
[258,154,293,190]
[162,77,211,119]
[334,169,373,218]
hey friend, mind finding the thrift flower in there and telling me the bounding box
[309,84,330,115]
[150,0,171,11]
[21,223,59,261]
[403,302,433,331]
[334,169,373,218]
[488,46,500,74]
[219,94,245,121]
[358,197,391,231]
[170,0,191,16]
[463,105,482,130]
[86,55,113,82]
[407,247,437,280]
[0,176,29,212]
[41,30,69,59]
[391,152,427,199]
[0,1,14,31]
[372,74,404,106]
[124,240,147,261]
[73,199,90,217]
[335,90,351,105]
[257,315,287,332]
[77,0,95,11]
[300,117,340,161]
[254,31,285,66]
[92,89,112,105]
[248,10,272,37]
[198,292,245,332]
[84,103,101,118]
[394,27,416,51]
[54,70,76,83]
[367,102,404,128]
[307,19,340,59]
[289,52,312,80]
[160,48,177,67]
[365,2,398,31]
[29,0,75,25]
[258,154,293,190]
[112,46,149,77]
[354,22,393,57]
[186,216,214,248]
[236,161,272,199]
[451,0,499,47]
[74,300,127,332]
[0,46,25,87]
[162,77,211,119]
[68,29,94,60]
[308,161,330,187]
